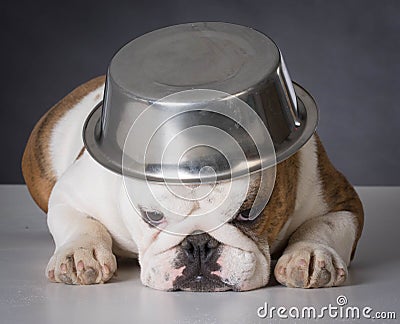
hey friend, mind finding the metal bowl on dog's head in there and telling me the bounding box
[83,22,318,183]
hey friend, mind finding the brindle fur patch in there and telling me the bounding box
[232,150,300,256]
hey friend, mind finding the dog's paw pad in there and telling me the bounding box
[274,242,348,288]
[78,266,99,284]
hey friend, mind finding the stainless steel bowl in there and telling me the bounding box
[83,22,318,183]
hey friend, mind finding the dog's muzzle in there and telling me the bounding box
[172,232,231,291]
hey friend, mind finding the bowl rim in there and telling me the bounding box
[82,82,318,182]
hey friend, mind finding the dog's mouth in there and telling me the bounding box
[172,272,233,292]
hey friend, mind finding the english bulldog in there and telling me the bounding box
[22,76,364,291]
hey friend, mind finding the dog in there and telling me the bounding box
[22,76,364,291]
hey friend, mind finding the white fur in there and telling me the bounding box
[49,85,104,178]
[48,152,138,256]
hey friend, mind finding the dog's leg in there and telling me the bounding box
[274,211,357,288]
[45,204,117,285]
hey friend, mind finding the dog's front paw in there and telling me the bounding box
[274,242,347,288]
[45,239,117,285]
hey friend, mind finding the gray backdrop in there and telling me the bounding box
[1,0,399,185]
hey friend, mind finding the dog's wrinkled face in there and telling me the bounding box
[119,174,271,291]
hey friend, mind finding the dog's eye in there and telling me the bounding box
[236,208,252,221]
[236,206,264,222]
[143,210,165,225]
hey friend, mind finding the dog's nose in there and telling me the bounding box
[181,232,220,264]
